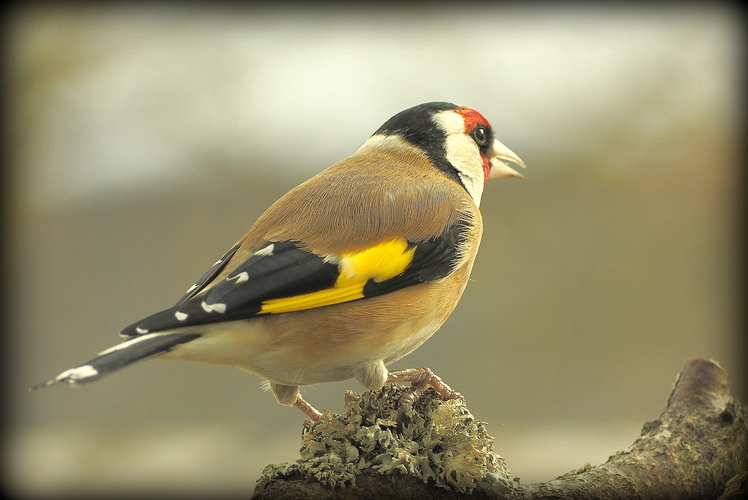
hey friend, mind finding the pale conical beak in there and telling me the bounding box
[489,138,526,179]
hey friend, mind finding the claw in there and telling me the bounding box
[301,419,314,435]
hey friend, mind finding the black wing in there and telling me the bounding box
[121,219,471,336]
[173,242,241,306]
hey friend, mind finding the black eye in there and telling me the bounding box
[472,126,488,147]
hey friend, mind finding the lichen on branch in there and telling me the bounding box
[255,384,513,497]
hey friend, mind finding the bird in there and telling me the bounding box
[33,102,525,424]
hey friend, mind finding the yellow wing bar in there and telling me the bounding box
[260,238,416,314]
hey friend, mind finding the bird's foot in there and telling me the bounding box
[386,367,463,430]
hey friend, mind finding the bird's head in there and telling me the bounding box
[355,102,525,206]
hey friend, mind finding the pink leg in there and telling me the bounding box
[293,394,323,433]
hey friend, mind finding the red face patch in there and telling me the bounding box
[456,106,492,134]
[457,106,492,184]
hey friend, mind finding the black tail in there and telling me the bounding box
[32,332,200,389]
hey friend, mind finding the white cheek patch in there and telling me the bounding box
[433,111,486,206]
[443,135,485,206]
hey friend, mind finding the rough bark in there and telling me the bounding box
[253,359,747,499]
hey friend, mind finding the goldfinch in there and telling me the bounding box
[34,102,525,422]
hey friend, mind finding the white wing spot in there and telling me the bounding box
[184,283,198,294]
[230,271,249,284]
[136,327,149,334]
[56,365,99,383]
[254,244,275,256]
[175,311,188,321]
[201,301,227,314]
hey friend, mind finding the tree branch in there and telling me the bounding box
[252,359,747,499]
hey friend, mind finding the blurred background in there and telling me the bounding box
[3,4,743,497]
